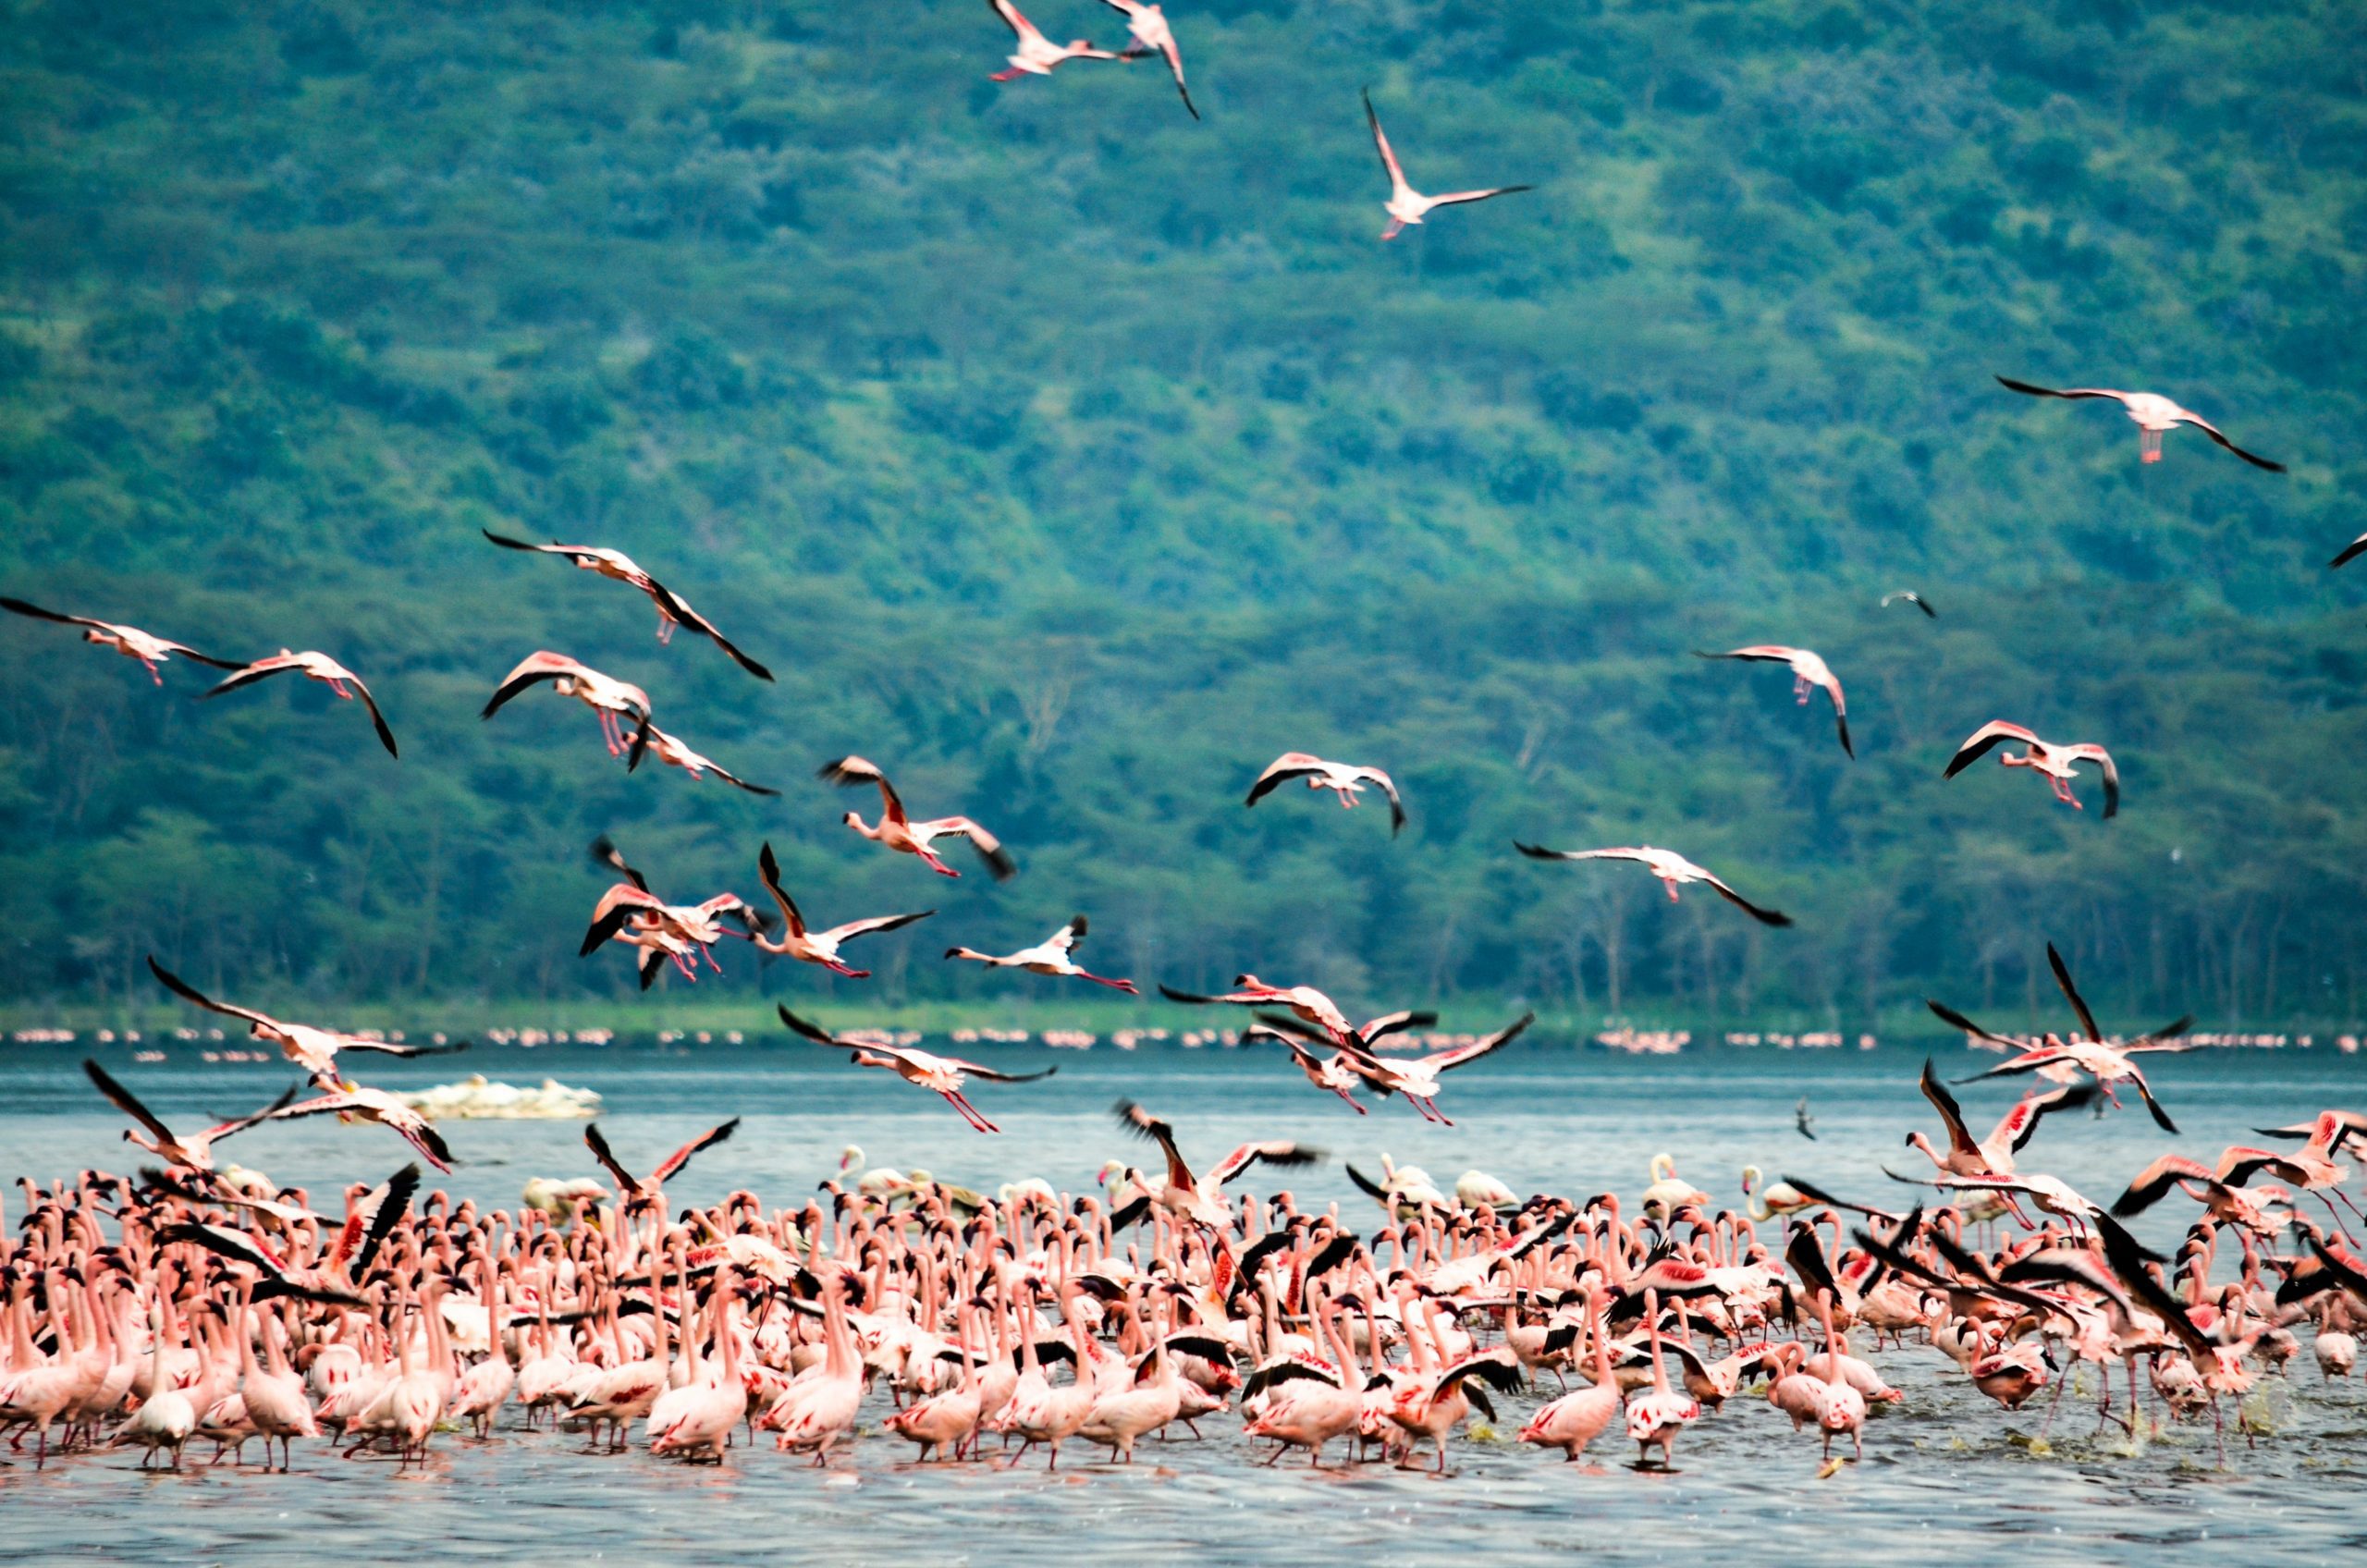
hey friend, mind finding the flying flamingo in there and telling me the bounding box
[1322,1011,1534,1125]
[945,914,1141,993]
[1363,87,1531,241]
[582,1119,740,1214]
[80,1060,294,1173]
[1241,1023,1372,1112]
[202,649,399,756]
[1158,974,1356,1043]
[778,1005,1057,1133]
[626,724,777,794]
[1901,1057,2096,1182]
[1101,0,1195,117]
[1,597,239,684]
[1694,645,1852,757]
[147,956,467,1084]
[817,755,1016,879]
[746,841,934,978]
[480,530,772,679]
[1110,1101,1322,1228]
[2333,533,2367,570]
[482,651,653,762]
[251,1085,457,1171]
[1943,720,2119,817]
[1245,752,1405,835]
[1515,842,1792,926]
[986,0,1122,82]
[1881,590,1937,619]
[1934,944,2194,1130]
[1994,376,2284,471]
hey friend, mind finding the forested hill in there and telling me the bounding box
[3,0,2364,1031]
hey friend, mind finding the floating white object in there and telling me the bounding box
[394,1073,601,1120]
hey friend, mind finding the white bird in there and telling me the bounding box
[1695,644,1852,757]
[1454,1170,1518,1208]
[747,841,934,978]
[628,724,777,794]
[1881,590,1937,619]
[1515,842,1791,926]
[480,530,770,678]
[1245,752,1405,835]
[147,955,466,1085]
[1,596,239,684]
[1364,87,1530,241]
[203,648,399,756]
[780,1007,1057,1133]
[945,914,1141,993]
[986,0,1122,82]
[1943,720,2119,818]
[1995,376,2284,471]
[1100,0,1195,118]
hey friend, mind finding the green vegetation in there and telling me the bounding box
[3,0,2364,1033]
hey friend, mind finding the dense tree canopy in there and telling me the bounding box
[3,0,2363,1031]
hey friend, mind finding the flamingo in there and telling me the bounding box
[945,914,1141,993]
[1943,720,2120,817]
[480,530,771,678]
[1881,590,1937,619]
[778,1006,1056,1133]
[202,649,398,756]
[2331,533,2367,570]
[1110,1101,1321,1229]
[816,755,1016,880]
[1158,974,1356,1043]
[744,841,934,977]
[581,1119,740,1215]
[1518,1287,1622,1461]
[1100,0,1195,118]
[482,651,653,762]
[251,1085,457,1172]
[1937,946,2195,1131]
[1902,1057,2097,1181]
[579,883,760,988]
[146,956,466,1084]
[986,0,1122,82]
[1329,1011,1535,1124]
[80,1059,293,1174]
[1515,842,1792,926]
[627,724,777,794]
[1362,88,1530,241]
[0,597,239,684]
[112,1308,196,1469]
[1241,1023,1370,1111]
[1245,752,1405,835]
[1694,645,1852,757]
[1623,1288,1701,1468]
[1994,376,2284,471]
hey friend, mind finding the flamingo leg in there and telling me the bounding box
[1661,878,1682,902]
[918,850,961,878]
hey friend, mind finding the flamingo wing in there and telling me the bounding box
[754,841,808,937]
[1416,1011,1534,1072]
[1513,842,1650,864]
[582,1122,640,1192]
[1113,1100,1195,1191]
[343,675,399,758]
[816,755,907,825]
[775,1004,857,1050]
[1923,998,2028,1052]
[82,1059,179,1148]
[480,653,580,718]
[1943,720,2042,778]
[641,578,774,680]
[1358,1009,1438,1043]
[989,0,1044,44]
[2172,410,2285,472]
[2,596,115,632]
[1352,766,1407,836]
[1208,1139,1324,1186]
[201,655,307,698]
[650,1118,741,1182]
[941,1058,1058,1084]
[2057,745,2118,818]
[2000,1083,2098,1153]
[2331,533,2367,570]
[146,956,284,1034]
[933,816,1016,880]
[821,908,936,945]
[1426,186,1533,208]
[1048,914,1087,955]
[1244,753,1328,807]
[2044,942,2103,1042]
[1361,89,1411,198]
[1994,376,2128,402]
[1916,1057,1980,1159]
[1702,874,1792,927]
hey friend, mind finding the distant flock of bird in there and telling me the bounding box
[2,0,2362,1489]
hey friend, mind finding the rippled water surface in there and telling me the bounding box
[3,1038,2364,1565]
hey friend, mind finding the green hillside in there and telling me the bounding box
[3,0,2363,1032]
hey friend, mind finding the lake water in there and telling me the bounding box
[3,1037,2364,1566]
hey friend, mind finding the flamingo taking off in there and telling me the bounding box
[945,914,1141,994]
[480,531,771,679]
[1327,1011,1534,1125]
[482,651,653,762]
[778,1006,1057,1133]
[747,841,934,978]
[202,649,399,757]
[1110,1101,1322,1229]
[1,597,239,684]
[1245,753,1405,835]
[817,755,1016,880]
[1943,721,2118,818]
[1994,376,2284,472]
[1363,87,1530,241]
[582,1118,740,1214]
[1694,645,1852,758]
[1515,842,1792,926]
[1101,0,1195,117]
[986,0,1122,81]
[81,1060,294,1174]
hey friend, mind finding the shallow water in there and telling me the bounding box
[3,1039,2364,1565]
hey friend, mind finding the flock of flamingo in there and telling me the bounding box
[3,0,2363,1494]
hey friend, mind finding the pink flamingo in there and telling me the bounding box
[816,755,1016,880]
[1995,376,2284,471]
[1515,842,1792,925]
[945,914,1141,993]
[1364,87,1530,241]
[1,597,239,684]
[1944,720,2119,817]
[203,649,399,756]
[1695,644,1852,757]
